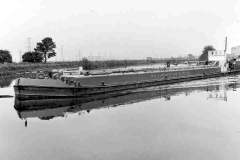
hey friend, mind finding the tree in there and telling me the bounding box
[34,37,56,63]
[0,50,12,63]
[82,57,93,70]
[22,51,43,63]
[187,54,195,60]
[199,45,215,61]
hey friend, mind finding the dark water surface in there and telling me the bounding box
[1,76,240,160]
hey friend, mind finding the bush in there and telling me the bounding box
[22,52,43,63]
[0,50,12,63]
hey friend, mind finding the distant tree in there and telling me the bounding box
[199,45,215,61]
[34,37,56,63]
[0,50,12,63]
[22,51,43,63]
[177,55,183,60]
[82,57,93,70]
[187,54,195,60]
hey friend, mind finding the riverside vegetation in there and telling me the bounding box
[0,59,161,76]
[2,36,213,77]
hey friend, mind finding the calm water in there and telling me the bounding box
[1,75,240,160]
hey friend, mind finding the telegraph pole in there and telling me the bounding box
[26,37,34,62]
[60,45,64,61]
[79,50,81,61]
[19,51,22,63]
[26,37,33,52]
[90,51,93,61]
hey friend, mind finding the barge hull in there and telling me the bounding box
[14,70,238,100]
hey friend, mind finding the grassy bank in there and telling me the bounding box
[0,59,161,76]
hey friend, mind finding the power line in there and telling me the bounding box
[89,51,93,61]
[26,37,33,52]
[60,45,64,61]
[76,53,78,61]
[98,51,100,61]
[79,50,81,61]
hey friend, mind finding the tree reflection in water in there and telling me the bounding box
[0,76,15,88]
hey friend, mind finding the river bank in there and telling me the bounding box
[0,59,161,76]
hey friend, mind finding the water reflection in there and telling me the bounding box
[5,76,240,160]
[14,83,234,125]
[0,76,15,88]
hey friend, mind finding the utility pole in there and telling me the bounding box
[26,37,33,52]
[79,50,81,61]
[19,51,22,63]
[26,37,34,62]
[60,45,64,61]
[90,51,93,61]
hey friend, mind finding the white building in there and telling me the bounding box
[231,46,240,58]
[208,50,227,72]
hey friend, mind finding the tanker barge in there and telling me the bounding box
[14,38,240,99]
[13,64,240,100]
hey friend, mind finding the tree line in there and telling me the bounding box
[0,37,56,64]
[0,37,214,64]
[23,37,56,63]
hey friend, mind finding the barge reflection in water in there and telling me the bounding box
[3,75,240,160]
[14,82,234,126]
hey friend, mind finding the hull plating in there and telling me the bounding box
[15,72,235,99]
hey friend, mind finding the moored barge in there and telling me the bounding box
[14,64,239,99]
[14,37,240,99]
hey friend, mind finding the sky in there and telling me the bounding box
[0,0,240,62]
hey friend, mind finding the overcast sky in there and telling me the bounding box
[0,0,240,61]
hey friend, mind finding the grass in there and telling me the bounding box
[0,59,160,76]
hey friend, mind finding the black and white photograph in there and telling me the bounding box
[0,0,240,159]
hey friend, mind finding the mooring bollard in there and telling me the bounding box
[101,81,105,86]
[74,81,76,87]
[65,77,68,84]
[77,81,81,87]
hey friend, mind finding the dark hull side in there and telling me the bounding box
[14,69,239,100]
[14,85,220,119]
